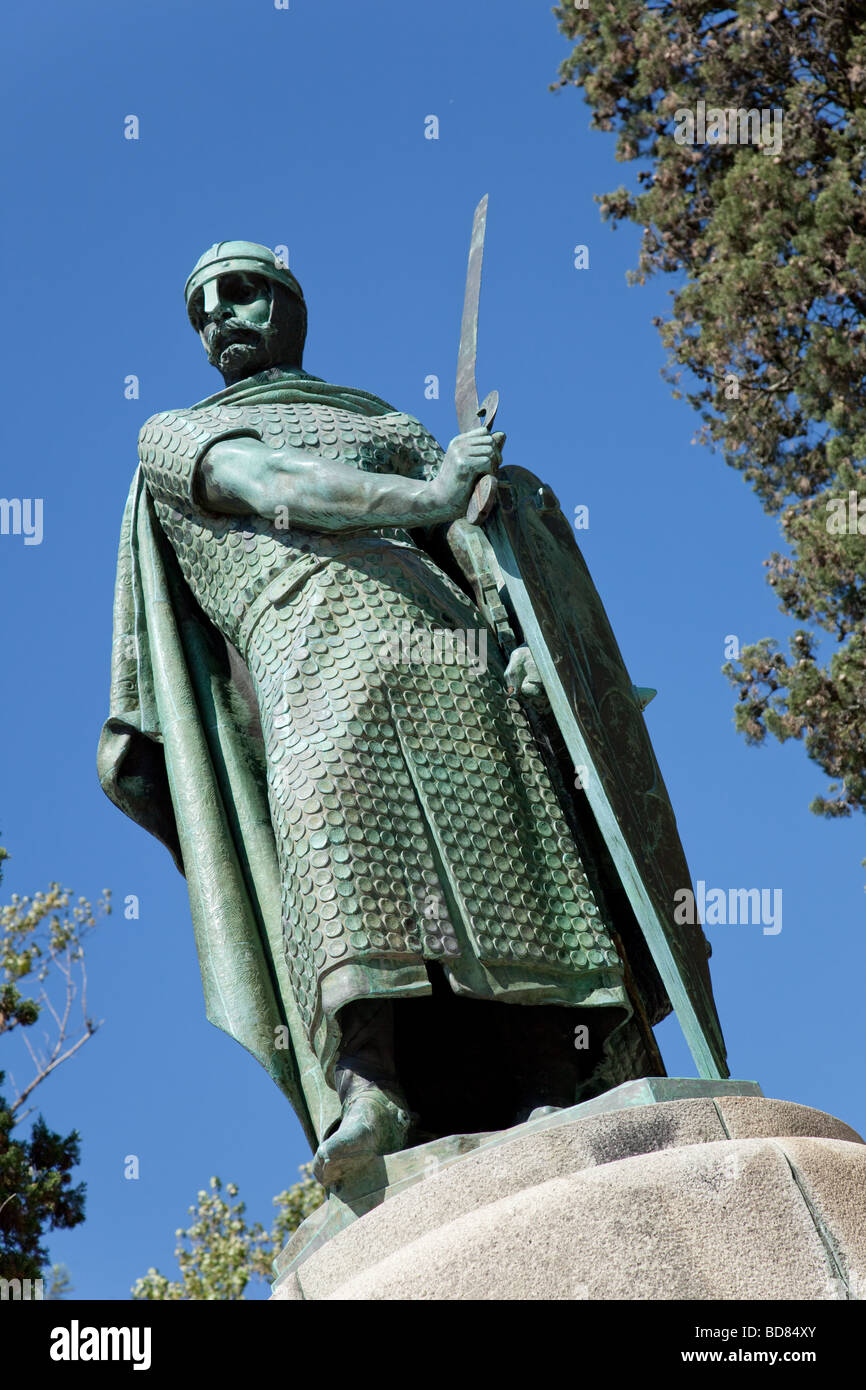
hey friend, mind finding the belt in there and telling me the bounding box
[237,551,332,655]
[237,535,427,656]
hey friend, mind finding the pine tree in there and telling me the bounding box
[553,2,866,833]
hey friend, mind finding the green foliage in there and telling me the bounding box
[554,2,866,829]
[0,1085,85,1280]
[0,845,110,1280]
[131,1169,325,1300]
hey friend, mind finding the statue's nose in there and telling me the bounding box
[203,303,233,334]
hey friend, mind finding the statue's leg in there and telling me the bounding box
[506,1003,579,1124]
[312,1000,413,1188]
[509,1003,629,1125]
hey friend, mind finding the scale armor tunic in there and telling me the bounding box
[138,397,629,1067]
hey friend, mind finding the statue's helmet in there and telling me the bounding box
[184,240,305,324]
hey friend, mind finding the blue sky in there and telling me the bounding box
[2,0,863,1300]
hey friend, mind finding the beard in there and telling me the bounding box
[205,317,280,382]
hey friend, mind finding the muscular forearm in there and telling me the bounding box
[199,437,462,531]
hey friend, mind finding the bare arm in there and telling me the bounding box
[198,428,504,532]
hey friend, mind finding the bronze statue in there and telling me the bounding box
[99,223,726,1189]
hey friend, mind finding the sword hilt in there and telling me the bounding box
[467,474,498,525]
[466,390,500,525]
[476,390,499,432]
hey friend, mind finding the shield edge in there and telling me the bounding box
[484,501,728,1081]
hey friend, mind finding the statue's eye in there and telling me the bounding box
[189,291,205,329]
[221,273,264,305]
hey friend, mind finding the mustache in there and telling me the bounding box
[205,317,270,356]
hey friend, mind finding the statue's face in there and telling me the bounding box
[189,271,277,384]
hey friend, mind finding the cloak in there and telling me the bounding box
[97,371,404,1149]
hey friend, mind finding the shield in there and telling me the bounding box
[483,465,729,1080]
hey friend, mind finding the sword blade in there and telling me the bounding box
[456,195,488,434]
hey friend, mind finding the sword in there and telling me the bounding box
[451,195,727,1079]
[456,194,499,524]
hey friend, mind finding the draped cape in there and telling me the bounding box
[97,370,401,1148]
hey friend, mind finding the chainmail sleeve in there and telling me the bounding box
[372,412,445,482]
[137,408,263,511]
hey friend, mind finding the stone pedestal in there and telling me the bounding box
[271,1079,866,1301]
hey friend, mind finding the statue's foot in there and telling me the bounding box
[313,1090,412,1189]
